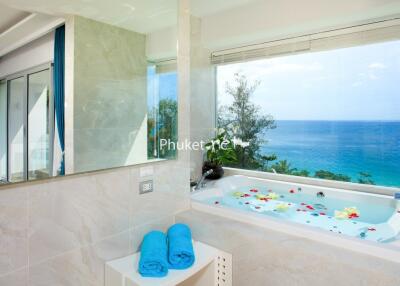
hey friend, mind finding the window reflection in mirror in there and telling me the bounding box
[0,80,6,183]
[0,1,178,185]
[147,62,177,160]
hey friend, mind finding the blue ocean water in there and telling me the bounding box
[261,121,400,187]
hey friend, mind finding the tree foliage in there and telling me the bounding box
[214,73,378,186]
[218,72,276,169]
[357,172,375,185]
[271,160,309,177]
[148,99,178,159]
[314,170,351,182]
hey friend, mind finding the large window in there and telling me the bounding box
[217,39,400,188]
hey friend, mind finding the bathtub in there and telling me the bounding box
[191,174,400,263]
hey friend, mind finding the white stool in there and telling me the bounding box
[105,241,232,286]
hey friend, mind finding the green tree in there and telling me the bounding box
[292,169,310,177]
[259,154,277,170]
[218,73,276,169]
[148,99,178,159]
[271,160,297,175]
[314,170,351,182]
[268,159,309,177]
[357,172,375,185]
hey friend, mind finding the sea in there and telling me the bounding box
[260,120,400,188]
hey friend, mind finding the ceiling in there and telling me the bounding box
[0,3,63,57]
[0,0,260,34]
[190,0,259,17]
[0,4,30,34]
[0,0,178,34]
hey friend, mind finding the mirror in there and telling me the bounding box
[0,0,178,184]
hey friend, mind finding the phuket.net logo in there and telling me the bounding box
[159,129,250,151]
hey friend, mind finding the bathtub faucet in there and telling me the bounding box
[193,169,213,191]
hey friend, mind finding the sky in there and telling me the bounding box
[217,40,400,121]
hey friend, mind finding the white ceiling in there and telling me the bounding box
[0,3,63,57]
[190,0,259,17]
[0,0,261,34]
[0,4,30,34]
[0,0,178,34]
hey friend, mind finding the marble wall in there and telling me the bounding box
[176,210,400,286]
[70,16,148,173]
[189,16,216,181]
[0,1,192,284]
[0,160,190,286]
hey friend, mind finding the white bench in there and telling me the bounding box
[105,241,232,286]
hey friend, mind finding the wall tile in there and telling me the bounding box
[130,216,175,253]
[153,161,190,193]
[29,171,130,264]
[130,190,188,228]
[0,187,28,275]
[0,267,28,286]
[29,231,130,286]
[176,210,400,286]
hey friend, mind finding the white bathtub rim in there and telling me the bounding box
[203,174,394,206]
[223,167,400,197]
[190,200,400,264]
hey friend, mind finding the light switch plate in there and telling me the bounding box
[139,180,153,194]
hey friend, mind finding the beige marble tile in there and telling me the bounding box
[129,160,190,229]
[130,190,189,228]
[176,210,400,286]
[72,15,148,174]
[29,171,130,264]
[0,187,28,275]
[130,216,175,253]
[153,161,191,193]
[0,267,28,286]
[29,231,130,286]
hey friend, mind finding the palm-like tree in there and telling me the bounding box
[271,160,297,175]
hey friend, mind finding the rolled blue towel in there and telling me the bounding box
[167,223,195,269]
[138,231,168,277]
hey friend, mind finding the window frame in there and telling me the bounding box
[213,20,400,195]
[0,62,54,183]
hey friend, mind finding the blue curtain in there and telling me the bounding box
[54,25,65,175]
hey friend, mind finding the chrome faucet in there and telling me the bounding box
[193,169,213,191]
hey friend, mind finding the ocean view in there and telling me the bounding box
[261,120,400,188]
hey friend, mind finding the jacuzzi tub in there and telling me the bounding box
[191,174,400,262]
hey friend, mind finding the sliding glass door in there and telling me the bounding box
[0,80,6,183]
[1,64,54,183]
[8,77,26,183]
[28,69,53,180]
